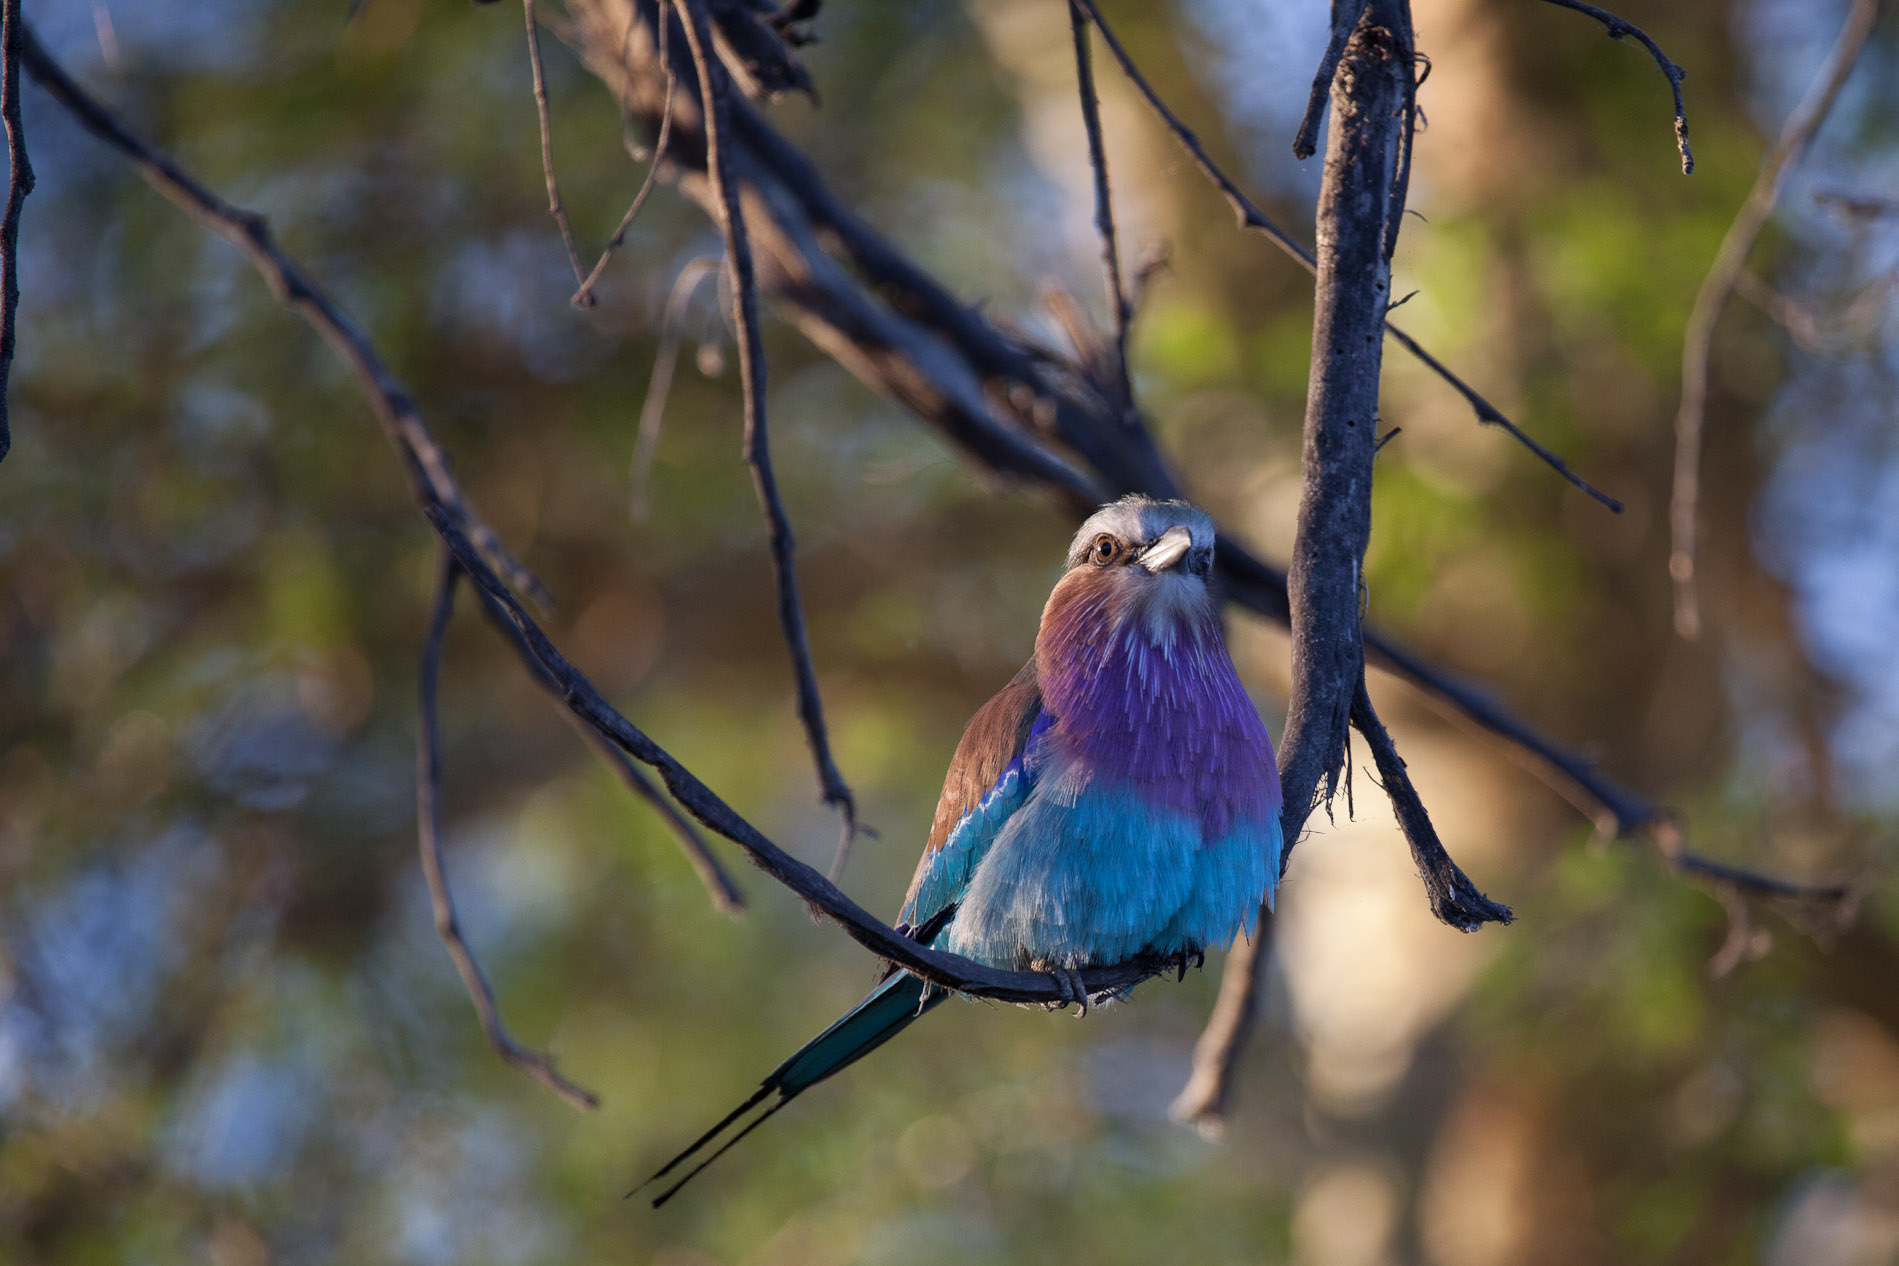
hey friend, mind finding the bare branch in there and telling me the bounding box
[1181,6,1416,1125]
[524,0,591,294]
[631,256,721,518]
[572,3,677,308]
[1353,677,1514,930]
[0,0,31,467]
[418,551,600,1111]
[1169,907,1273,1133]
[1535,0,1694,175]
[672,0,861,877]
[1274,0,1410,866]
[1066,1,1134,412]
[1068,0,1622,512]
[1670,0,1880,638]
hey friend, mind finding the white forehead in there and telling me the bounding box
[1065,496,1215,564]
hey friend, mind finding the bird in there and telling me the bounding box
[640,495,1283,1206]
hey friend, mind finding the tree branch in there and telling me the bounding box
[1294,0,1367,161]
[418,551,601,1110]
[1177,0,1414,1131]
[1353,677,1514,930]
[630,255,721,517]
[1535,0,1694,175]
[1274,0,1410,864]
[672,0,861,879]
[0,0,31,468]
[1668,0,1879,638]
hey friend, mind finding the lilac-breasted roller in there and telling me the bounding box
[643,496,1283,1204]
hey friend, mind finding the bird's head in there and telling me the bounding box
[1048,495,1218,643]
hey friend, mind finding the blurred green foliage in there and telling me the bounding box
[2,1,1897,1264]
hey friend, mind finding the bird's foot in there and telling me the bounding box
[1042,966,1091,1017]
[1172,947,1208,982]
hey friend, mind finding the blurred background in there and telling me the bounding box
[3,0,1898,1262]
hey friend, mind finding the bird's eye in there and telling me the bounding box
[1090,534,1120,565]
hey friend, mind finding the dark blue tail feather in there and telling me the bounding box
[639,971,947,1207]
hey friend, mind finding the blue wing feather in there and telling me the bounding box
[898,662,1044,930]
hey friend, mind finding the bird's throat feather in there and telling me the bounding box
[1035,569,1280,839]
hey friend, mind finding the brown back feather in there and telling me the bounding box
[900,660,1042,913]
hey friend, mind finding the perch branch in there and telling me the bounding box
[673,0,861,878]
[1669,0,1879,638]
[418,551,601,1110]
[1534,0,1694,174]
[430,503,1181,1006]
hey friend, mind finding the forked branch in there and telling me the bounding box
[418,552,600,1111]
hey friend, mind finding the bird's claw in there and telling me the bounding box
[1172,947,1207,982]
[1043,966,1091,1017]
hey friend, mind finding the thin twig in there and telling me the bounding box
[1068,0,1623,512]
[1381,323,1621,511]
[466,582,745,915]
[417,551,600,1111]
[1535,0,1694,175]
[631,255,721,518]
[1169,907,1273,1133]
[1669,0,1879,638]
[672,0,861,878]
[1294,0,1367,160]
[1353,677,1513,930]
[572,6,677,308]
[0,0,32,467]
[1066,1,1134,413]
[524,0,590,294]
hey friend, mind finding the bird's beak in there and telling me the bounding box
[1139,526,1194,574]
